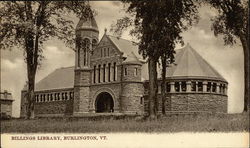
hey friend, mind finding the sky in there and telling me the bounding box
[0,1,244,117]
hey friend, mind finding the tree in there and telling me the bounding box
[0,1,93,119]
[111,0,199,118]
[205,0,249,112]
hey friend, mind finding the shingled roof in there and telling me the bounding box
[141,43,226,82]
[35,66,74,91]
[107,35,143,61]
[76,13,99,32]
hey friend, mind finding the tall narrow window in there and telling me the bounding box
[166,82,171,92]
[212,83,216,92]
[181,81,186,92]
[103,64,106,82]
[134,68,138,76]
[107,48,110,56]
[50,94,53,101]
[93,66,96,83]
[175,82,180,92]
[198,82,203,92]
[98,65,101,83]
[207,82,211,92]
[124,67,127,76]
[101,48,103,57]
[191,81,196,91]
[104,48,106,57]
[113,62,116,81]
[108,63,111,82]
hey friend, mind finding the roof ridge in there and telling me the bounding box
[107,35,138,44]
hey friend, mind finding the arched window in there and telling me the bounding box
[82,38,90,66]
[166,82,171,92]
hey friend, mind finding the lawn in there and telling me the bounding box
[1,113,249,133]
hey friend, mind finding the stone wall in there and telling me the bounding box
[144,93,227,113]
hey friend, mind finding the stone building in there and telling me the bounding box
[20,15,228,117]
[1,90,14,117]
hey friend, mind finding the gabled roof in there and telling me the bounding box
[35,67,75,91]
[107,35,143,61]
[142,44,227,82]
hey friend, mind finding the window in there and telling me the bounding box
[212,83,216,92]
[113,62,116,81]
[104,48,106,57]
[181,81,186,92]
[101,48,103,57]
[98,65,101,83]
[54,93,57,101]
[108,63,111,82]
[58,93,60,101]
[124,67,127,76]
[175,82,180,92]
[198,82,203,92]
[107,48,110,56]
[191,81,196,91]
[134,68,138,76]
[219,84,223,93]
[166,82,171,92]
[47,94,50,101]
[62,93,64,100]
[140,97,143,104]
[65,92,68,100]
[50,94,53,101]
[207,82,211,92]
[103,64,106,82]
[93,66,96,83]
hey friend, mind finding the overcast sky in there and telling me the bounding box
[1,1,244,117]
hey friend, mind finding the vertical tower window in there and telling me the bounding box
[166,82,171,92]
[113,62,116,81]
[108,63,111,82]
[124,67,127,76]
[104,48,106,57]
[134,68,138,76]
[98,65,101,83]
[107,48,110,57]
[93,66,96,83]
[103,64,106,82]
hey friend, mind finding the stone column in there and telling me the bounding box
[216,83,220,94]
[186,81,192,92]
[179,82,182,92]
[170,82,175,93]
[224,85,228,95]
[203,81,208,92]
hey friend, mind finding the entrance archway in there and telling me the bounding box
[95,92,114,113]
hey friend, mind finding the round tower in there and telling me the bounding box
[73,13,99,115]
[120,53,144,115]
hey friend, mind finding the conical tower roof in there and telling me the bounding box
[76,12,99,32]
[166,43,226,81]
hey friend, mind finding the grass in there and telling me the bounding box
[1,113,249,133]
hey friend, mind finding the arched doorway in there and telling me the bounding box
[95,92,114,113]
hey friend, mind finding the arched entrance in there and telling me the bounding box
[95,92,114,113]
